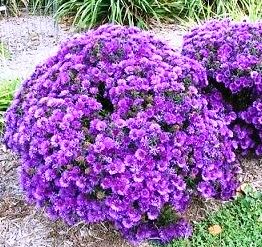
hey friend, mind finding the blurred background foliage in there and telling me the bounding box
[2,0,261,29]
[0,78,20,133]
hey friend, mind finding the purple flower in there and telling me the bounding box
[147,206,160,220]
[108,160,125,174]
[182,19,262,156]
[135,149,147,161]
[197,181,216,198]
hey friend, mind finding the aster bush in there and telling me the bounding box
[182,19,262,155]
[4,25,240,244]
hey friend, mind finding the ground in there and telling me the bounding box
[169,190,262,247]
[0,14,261,247]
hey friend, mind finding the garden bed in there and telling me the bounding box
[0,15,261,247]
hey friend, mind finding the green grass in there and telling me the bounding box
[166,188,262,247]
[30,0,55,14]
[177,0,261,30]
[0,78,21,133]
[0,42,11,60]
[5,0,262,29]
[5,0,29,16]
[226,0,262,22]
[55,0,180,29]
[54,0,262,29]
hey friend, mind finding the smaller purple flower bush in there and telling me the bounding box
[182,19,262,155]
[4,25,240,244]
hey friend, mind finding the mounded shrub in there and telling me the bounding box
[182,19,262,155]
[4,25,240,244]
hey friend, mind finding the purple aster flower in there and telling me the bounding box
[197,181,216,198]
[147,206,160,220]
[135,149,147,161]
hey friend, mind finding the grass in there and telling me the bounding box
[5,0,29,16]
[30,0,55,14]
[0,78,20,133]
[165,187,262,247]
[4,0,261,29]
[54,0,262,29]
[177,0,261,30]
[0,42,11,60]
[55,0,178,29]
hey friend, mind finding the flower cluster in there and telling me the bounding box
[4,25,240,244]
[182,19,262,155]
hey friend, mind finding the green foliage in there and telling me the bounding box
[0,78,20,111]
[225,0,262,22]
[0,42,11,60]
[0,78,20,133]
[167,189,262,247]
[4,0,55,15]
[55,0,178,29]
[4,0,261,28]
[177,0,261,27]
[54,0,260,29]
[30,0,56,14]
[4,0,28,16]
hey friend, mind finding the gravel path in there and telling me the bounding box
[0,15,72,80]
[0,16,185,81]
